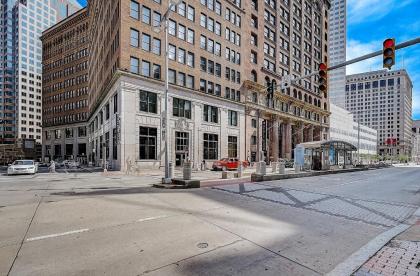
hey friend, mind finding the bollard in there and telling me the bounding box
[169,162,174,179]
[271,162,277,173]
[259,161,266,175]
[183,161,192,180]
[255,162,261,174]
[294,164,301,173]
[237,163,243,178]
[278,160,285,174]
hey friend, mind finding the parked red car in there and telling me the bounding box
[212,158,249,171]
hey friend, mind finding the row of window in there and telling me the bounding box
[139,90,238,126]
[345,79,399,91]
[139,127,236,161]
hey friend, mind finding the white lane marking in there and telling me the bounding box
[26,228,89,242]
[137,215,168,222]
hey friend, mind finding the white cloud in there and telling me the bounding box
[346,39,382,75]
[347,0,415,25]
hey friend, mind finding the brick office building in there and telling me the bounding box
[43,0,331,171]
[41,8,89,163]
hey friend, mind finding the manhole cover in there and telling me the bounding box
[197,243,208,249]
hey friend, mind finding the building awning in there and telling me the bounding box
[298,140,357,151]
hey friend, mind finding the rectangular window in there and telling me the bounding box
[228,110,238,126]
[130,1,140,19]
[203,133,218,160]
[178,48,186,64]
[187,5,195,21]
[173,98,192,119]
[168,44,176,60]
[130,28,139,47]
[153,11,161,27]
[169,19,176,35]
[228,136,238,158]
[187,29,194,44]
[113,128,118,160]
[203,105,218,123]
[168,69,176,84]
[140,90,157,113]
[186,75,194,89]
[178,24,186,40]
[139,127,157,160]
[142,6,151,24]
[142,33,151,51]
[153,64,161,79]
[187,52,194,67]
[113,93,118,114]
[152,38,161,55]
[177,72,186,86]
[141,60,150,77]
[130,57,139,74]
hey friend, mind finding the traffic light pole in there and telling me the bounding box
[272,36,420,92]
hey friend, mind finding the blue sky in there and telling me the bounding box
[76,0,420,119]
[346,0,420,120]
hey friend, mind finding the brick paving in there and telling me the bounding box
[354,240,420,276]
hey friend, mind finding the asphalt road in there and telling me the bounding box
[0,167,419,276]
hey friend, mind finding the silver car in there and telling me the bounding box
[7,160,38,175]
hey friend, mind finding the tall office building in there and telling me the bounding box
[327,0,346,107]
[0,0,81,144]
[41,7,89,163]
[77,0,330,171]
[345,69,413,157]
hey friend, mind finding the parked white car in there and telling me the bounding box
[7,160,38,175]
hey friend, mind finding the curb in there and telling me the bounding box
[327,207,420,276]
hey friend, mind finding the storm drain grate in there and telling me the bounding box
[197,243,208,249]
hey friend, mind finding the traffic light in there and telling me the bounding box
[267,82,274,96]
[318,63,328,93]
[383,38,395,70]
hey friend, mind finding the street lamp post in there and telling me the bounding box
[154,0,181,184]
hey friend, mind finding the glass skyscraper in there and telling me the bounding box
[0,0,81,144]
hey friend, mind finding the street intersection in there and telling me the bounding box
[0,167,419,275]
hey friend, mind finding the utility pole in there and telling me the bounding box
[154,0,182,184]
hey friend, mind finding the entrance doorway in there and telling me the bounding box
[175,132,189,166]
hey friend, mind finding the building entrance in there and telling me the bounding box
[175,132,189,166]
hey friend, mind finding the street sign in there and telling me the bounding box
[280,75,292,90]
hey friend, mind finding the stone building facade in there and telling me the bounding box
[345,69,413,157]
[43,0,331,171]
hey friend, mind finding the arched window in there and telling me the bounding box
[272,80,277,92]
[298,91,302,100]
[309,96,312,104]
[304,94,308,102]
[251,70,257,82]
[324,102,327,110]
[265,76,271,87]
[293,89,297,98]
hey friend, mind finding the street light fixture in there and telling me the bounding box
[154,0,182,184]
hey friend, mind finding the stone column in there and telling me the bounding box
[309,126,314,142]
[283,122,292,159]
[298,124,304,145]
[272,120,279,161]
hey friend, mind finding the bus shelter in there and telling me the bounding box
[297,140,357,171]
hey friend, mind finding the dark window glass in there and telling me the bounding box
[139,127,157,160]
[140,90,157,113]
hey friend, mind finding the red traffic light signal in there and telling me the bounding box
[383,38,395,70]
[318,63,328,93]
